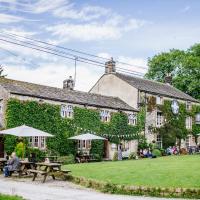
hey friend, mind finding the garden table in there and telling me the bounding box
[28,162,62,183]
[19,161,35,175]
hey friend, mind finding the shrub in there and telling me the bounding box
[90,140,104,160]
[57,154,75,164]
[15,142,25,158]
[112,151,118,161]
[152,149,162,157]
[91,154,102,161]
[26,147,46,162]
[128,152,137,160]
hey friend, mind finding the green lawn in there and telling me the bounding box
[64,155,200,188]
[0,194,24,200]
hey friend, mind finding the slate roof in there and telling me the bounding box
[0,78,137,112]
[115,73,199,103]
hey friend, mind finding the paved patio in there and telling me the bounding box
[0,176,187,200]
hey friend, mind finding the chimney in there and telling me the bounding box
[164,73,172,85]
[63,76,74,90]
[105,57,116,74]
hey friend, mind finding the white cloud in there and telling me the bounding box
[2,27,36,37]
[53,4,110,21]
[0,13,24,23]
[46,17,146,42]
[117,56,148,74]
[0,0,67,14]
[28,0,67,14]
[4,61,103,92]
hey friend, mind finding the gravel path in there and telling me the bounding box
[0,176,186,200]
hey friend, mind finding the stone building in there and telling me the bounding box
[0,76,138,159]
[90,59,200,149]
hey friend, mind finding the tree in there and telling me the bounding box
[145,44,200,100]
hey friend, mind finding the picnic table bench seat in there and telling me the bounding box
[27,169,48,175]
[27,169,48,183]
[53,169,71,173]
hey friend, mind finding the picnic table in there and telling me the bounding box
[19,161,35,175]
[9,161,35,177]
[28,162,71,183]
[0,158,7,171]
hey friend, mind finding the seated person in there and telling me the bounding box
[3,152,20,177]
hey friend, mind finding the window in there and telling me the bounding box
[100,110,110,122]
[77,140,91,150]
[186,116,192,129]
[33,136,39,147]
[186,102,192,111]
[29,136,46,149]
[156,112,163,127]
[156,134,162,148]
[61,104,73,118]
[195,113,200,124]
[82,140,86,149]
[128,113,137,125]
[40,136,45,149]
[156,96,163,105]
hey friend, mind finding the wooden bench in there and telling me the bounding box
[9,170,22,177]
[27,169,48,183]
[52,169,71,180]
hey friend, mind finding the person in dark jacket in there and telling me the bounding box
[4,152,20,177]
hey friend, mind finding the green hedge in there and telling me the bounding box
[65,175,200,199]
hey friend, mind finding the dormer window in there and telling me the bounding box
[61,104,73,118]
[186,102,192,111]
[100,110,110,122]
[128,113,137,125]
[156,96,163,105]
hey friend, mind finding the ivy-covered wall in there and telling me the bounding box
[156,100,200,148]
[4,98,144,156]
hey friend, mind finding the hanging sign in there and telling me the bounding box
[171,100,179,115]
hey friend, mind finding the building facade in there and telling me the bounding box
[90,59,200,150]
[0,76,138,159]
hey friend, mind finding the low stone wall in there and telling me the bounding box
[65,175,200,199]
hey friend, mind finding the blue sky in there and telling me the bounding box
[0,0,200,91]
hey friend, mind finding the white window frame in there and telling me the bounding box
[156,112,163,127]
[156,134,162,149]
[100,110,110,122]
[128,113,137,125]
[29,136,46,149]
[61,104,73,118]
[186,116,192,129]
[195,113,200,124]
[156,96,163,105]
[186,101,192,111]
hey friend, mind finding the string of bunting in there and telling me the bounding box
[72,126,137,139]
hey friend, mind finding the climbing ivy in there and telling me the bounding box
[191,105,200,141]
[5,99,76,155]
[4,98,143,156]
[156,100,200,148]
